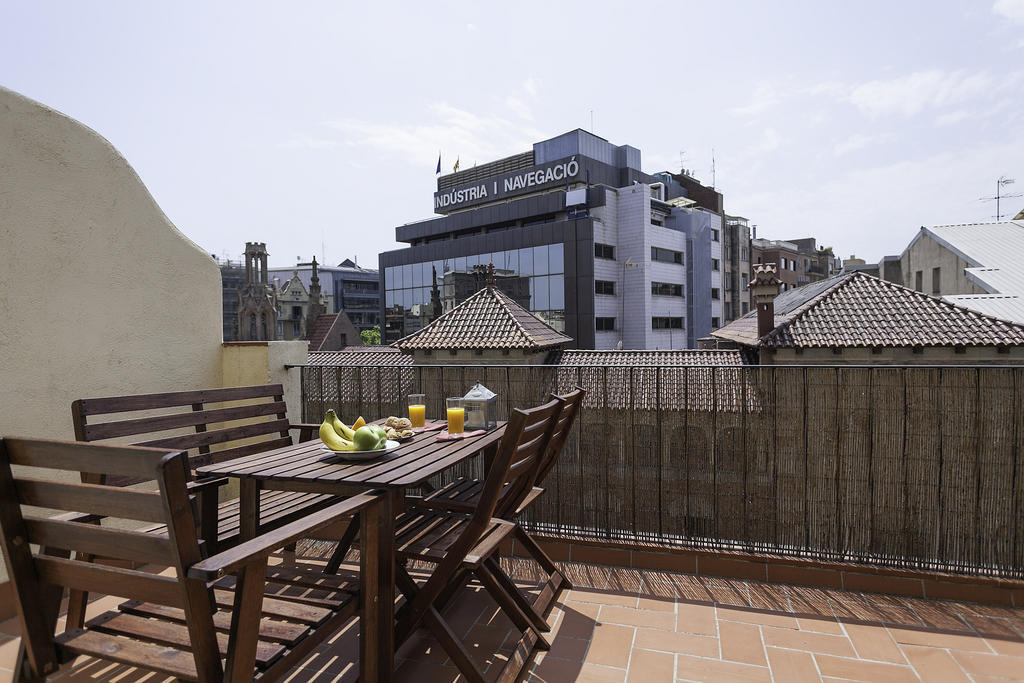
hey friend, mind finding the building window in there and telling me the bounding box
[651,246,683,264]
[651,281,683,297]
[782,257,787,270]
[742,302,749,314]
[711,288,720,300]
[712,316,720,328]
[741,273,748,287]
[712,258,720,271]
[652,316,683,329]
[595,243,615,260]
[711,229,720,242]
[915,270,923,291]
[932,267,941,294]
[725,303,732,319]
[595,280,616,295]
[596,317,616,331]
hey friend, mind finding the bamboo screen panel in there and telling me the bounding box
[300,364,1024,578]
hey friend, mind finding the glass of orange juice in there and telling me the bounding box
[446,397,465,435]
[408,394,426,428]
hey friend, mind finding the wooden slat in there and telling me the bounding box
[73,384,285,416]
[54,628,199,681]
[139,419,291,452]
[198,437,295,468]
[120,601,310,645]
[81,400,288,441]
[25,518,175,565]
[5,438,171,480]
[212,590,334,625]
[87,611,286,667]
[35,556,183,607]
[15,478,167,523]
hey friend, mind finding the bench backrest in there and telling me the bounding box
[0,437,221,680]
[72,384,296,482]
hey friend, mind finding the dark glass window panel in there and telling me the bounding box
[533,245,548,275]
[549,243,564,273]
[534,275,550,309]
[519,247,534,276]
[550,274,564,309]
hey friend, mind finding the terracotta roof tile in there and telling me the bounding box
[306,314,337,352]
[713,272,1024,349]
[307,347,412,366]
[393,285,572,351]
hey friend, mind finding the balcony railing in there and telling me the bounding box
[298,363,1024,579]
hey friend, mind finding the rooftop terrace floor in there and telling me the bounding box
[2,553,1023,681]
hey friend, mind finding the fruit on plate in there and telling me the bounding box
[352,415,366,430]
[325,409,355,439]
[319,417,354,451]
[352,425,387,451]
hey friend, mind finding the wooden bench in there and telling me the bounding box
[0,437,386,682]
[72,384,335,552]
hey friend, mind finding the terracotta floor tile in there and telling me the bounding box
[813,654,919,683]
[844,622,906,664]
[796,616,845,634]
[675,602,718,636]
[673,653,772,682]
[394,659,462,682]
[554,602,601,641]
[542,634,589,662]
[583,623,635,669]
[568,587,639,608]
[716,605,799,630]
[633,628,718,658]
[0,637,20,671]
[635,594,676,612]
[950,650,1024,679]
[762,626,856,657]
[598,605,675,631]
[766,646,819,681]
[984,636,1024,657]
[625,648,674,682]
[528,655,587,682]
[717,619,766,666]
[887,626,994,652]
[899,644,971,683]
[575,663,627,682]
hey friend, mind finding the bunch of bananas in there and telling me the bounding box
[318,410,367,451]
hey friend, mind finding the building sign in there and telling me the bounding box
[434,157,581,213]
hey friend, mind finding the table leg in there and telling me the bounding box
[360,489,395,682]
[238,478,260,542]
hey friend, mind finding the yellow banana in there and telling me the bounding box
[326,409,355,439]
[319,420,354,451]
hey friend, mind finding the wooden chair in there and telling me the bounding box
[72,384,336,552]
[418,387,585,620]
[390,397,562,683]
[0,437,384,682]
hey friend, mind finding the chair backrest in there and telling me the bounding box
[482,397,562,523]
[0,437,221,680]
[72,384,295,482]
[532,387,585,488]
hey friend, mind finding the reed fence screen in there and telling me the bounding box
[298,363,1024,578]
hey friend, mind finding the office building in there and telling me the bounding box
[269,257,379,334]
[380,129,728,349]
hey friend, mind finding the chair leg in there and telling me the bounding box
[474,562,550,650]
[324,513,360,574]
[513,524,570,617]
[422,605,487,683]
[483,556,551,633]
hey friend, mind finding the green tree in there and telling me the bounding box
[360,326,381,345]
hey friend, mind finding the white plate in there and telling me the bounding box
[319,439,400,461]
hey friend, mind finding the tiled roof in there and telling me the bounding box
[393,285,573,351]
[306,314,336,352]
[552,349,754,412]
[714,271,1024,349]
[307,347,412,366]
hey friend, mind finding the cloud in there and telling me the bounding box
[504,96,532,120]
[832,132,893,156]
[845,69,1000,118]
[523,78,539,97]
[278,136,338,150]
[757,127,784,152]
[729,83,784,118]
[934,110,971,126]
[993,0,1024,24]
[325,102,544,168]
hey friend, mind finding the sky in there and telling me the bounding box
[3,1,1024,269]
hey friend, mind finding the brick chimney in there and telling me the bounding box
[749,263,781,339]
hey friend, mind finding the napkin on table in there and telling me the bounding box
[435,429,486,441]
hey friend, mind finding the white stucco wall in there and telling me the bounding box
[0,86,224,440]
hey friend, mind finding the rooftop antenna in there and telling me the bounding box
[590,110,594,133]
[320,228,326,265]
[711,148,716,188]
[979,175,1022,221]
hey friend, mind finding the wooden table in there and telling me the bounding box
[196,421,508,682]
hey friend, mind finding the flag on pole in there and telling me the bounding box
[453,157,460,173]
[435,153,441,174]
